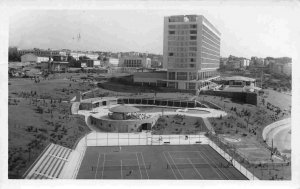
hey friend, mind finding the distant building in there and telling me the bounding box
[151,56,163,68]
[21,53,49,63]
[79,59,101,68]
[269,62,292,76]
[240,58,250,67]
[18,49,66,57]
[250,57,264,67]
[69,52,99,60]
[225,55,250,70]
[40,55,69,72]
[119,56,151,68]
[106,58,119,67]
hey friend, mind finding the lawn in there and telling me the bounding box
[199,93,291,180]
[152,115,207,135]
[8,77,93,178]
[9,77,95,101]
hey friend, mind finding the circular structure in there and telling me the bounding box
[109,105,140,113]
[108,105,141,120]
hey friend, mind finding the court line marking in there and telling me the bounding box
[202,147,231,179]
[187,158,204,179]
[120,160,123,179]
[94,152,101,179]
[105,159,137,162]
[162,151,178,179]
[135,152,143,179]
[196,151,226,180]
[167,151,184,179]
[140,152,150,179]
[101,153,106,179]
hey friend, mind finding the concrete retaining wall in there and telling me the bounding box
[90,115,159,133]
[200,90,257,105]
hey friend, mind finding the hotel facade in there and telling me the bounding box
[163,15,221,90]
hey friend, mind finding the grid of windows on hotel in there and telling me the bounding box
[168,24,197,69]
[201,24,220,67]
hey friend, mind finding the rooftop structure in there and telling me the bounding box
[222,76,256,82]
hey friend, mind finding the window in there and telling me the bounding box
[177,72,188,80]
[190,24,197,29]
[190,58,195,62]
[168,25,176,29]
[190,30,197,34]
[189,47,197,51]
[190,36,197,40]
[168,82,177,88]
[188,83,196,90]
[189,52,196,57]
[169,31,175,35]
[168,72,176,80]
[169,52,174,56]
[189,41,197,46]
[189,72,197,80]
[189,64,195,68]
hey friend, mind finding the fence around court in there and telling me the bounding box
[207,139,259,180]
[206,133,291,180]
[84,132,209,146]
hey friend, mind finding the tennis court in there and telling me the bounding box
[77,145,247,180]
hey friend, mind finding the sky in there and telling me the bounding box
[8,1,300,59]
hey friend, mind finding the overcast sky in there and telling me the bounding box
[8,1,300,59]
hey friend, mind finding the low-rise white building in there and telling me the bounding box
[70,52,99,60]
[119,56,151,68]
[107,58,119,67]
[21,53,49,63]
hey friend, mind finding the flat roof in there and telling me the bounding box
[222,76,256,82]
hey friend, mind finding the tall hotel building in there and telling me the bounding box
[163,15,221,90]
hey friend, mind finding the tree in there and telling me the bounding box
[245,111,252,129]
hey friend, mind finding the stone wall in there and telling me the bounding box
[90,115,160,133]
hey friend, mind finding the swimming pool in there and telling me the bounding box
[185,109,210,114]
[135,106,178,113]
[134,106,210,115]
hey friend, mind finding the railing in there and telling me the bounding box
[207,139,259,180]
[206,133,291,180]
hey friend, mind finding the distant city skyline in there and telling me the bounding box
[9,1,299,59]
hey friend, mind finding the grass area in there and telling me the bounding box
[200,92,291,180]
[8,76,93,179]
[200,93,291,144]
[9,77,95,101]
[152,115,207,135]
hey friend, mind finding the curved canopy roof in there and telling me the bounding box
[109,105,140,113]
[222,76,256,82]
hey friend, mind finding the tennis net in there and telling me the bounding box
[91,162,151,171]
